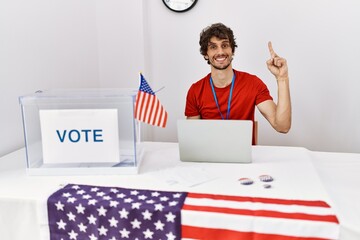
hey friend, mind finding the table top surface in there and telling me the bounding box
[0,143,331,200]
[1,142,360,240]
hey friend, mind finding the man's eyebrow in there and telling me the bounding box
[208,40,230,45]
[220,40,230,43]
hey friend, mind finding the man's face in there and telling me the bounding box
[205,36,233,70]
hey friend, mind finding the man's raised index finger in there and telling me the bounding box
[268,41,276,58]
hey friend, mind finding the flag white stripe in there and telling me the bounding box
[154,99,161,125]
[148,95,157,123]
[140,93,149,121]
[145,95,154,123]
[138,92,145,121]
[135,92,144,119]
[182,209,340,239]
[149,98,159,125]
[184,197,335,216]
[159,107,166,127]
[154,99,161,126]
[143,94,150,121]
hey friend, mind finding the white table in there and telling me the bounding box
[310,151,360,240]
[0,142,359,239]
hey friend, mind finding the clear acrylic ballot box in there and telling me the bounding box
[19,89,142,175]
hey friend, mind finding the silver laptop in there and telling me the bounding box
[177,119,253,163]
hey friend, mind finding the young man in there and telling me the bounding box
[185,23,291,143]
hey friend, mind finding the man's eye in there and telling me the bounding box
[222,43,230,48]
[209,45,217,50]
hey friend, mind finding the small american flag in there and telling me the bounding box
[48,184,340,240]
[134,73,168,128]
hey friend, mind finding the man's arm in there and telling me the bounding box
[187,115,201,119]
[257,42,291,133]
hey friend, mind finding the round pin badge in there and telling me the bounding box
[238,178,254,185]
[259,175,274,182]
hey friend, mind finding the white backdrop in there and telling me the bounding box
[141,0,360,153]
[1,0,360,157]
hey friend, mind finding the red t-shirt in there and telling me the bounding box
[185,69,273,143]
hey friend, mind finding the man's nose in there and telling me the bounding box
[215,46,225,54]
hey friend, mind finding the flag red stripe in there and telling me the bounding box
[153,100,162,126]
[182,204,338,223]
[137,92,148,121]
[142,94,152,122]
[156,105,164,127]
[187,192,331,208]
[136,92,144,120]
[146,95,155,123]
[181,225,330,240]
[134,92,143,118]
[160,107,167,128]
[161,110,168,128]
[143,94,153,122]
[156,102,162,126]
[151,99,160,125]
[150,99,159,125]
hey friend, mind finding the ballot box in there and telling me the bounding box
[19,89,142,175]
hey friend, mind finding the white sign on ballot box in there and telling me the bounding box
[40,109,120,164]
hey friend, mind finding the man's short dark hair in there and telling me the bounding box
[199,23,238,60]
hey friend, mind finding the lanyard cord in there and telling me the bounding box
[209,73,235,120]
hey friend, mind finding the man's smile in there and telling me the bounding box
[214,54,228,63]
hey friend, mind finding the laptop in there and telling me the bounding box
[177,119,253,163]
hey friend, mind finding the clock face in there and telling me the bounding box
[162,0,198,12]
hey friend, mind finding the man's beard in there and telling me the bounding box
[211,62,232,70]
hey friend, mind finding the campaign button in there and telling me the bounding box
[239,178,254,185]
[259,175,274,182]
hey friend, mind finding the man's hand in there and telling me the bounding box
[266,41,288,81]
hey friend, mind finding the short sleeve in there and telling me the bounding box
[255,78,273,105]
[185,84,200,117]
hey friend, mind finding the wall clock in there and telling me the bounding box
[162,0,198,13]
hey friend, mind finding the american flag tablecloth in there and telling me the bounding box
[47,184,339,240]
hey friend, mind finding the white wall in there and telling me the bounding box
[143,0,360,153]
[1,0,360,157]
[0,0,144,157]
[0,0,99,157]
[95,1,144,88]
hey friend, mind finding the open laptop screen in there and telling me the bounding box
[177,120,253,163]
